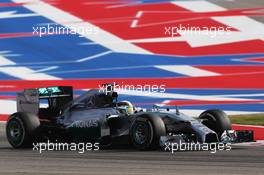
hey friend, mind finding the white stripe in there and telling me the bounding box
[0,55,15,66]
[0,67,60,80]
[2,54,21,57]
[0,55,60,80]
[0,50,11,54]
[136,11,143,18]
[218,93,264,97]
[35,66,58,73]
[76,51,112,62]
[130,11,143,28]
[155,65,220,77]
[0,100,16,115]
[130,19,138,28]
[12,0,152,54]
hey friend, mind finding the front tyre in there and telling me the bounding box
[6,112,40,148]
[130,115,166,150]
[199,109,231,138]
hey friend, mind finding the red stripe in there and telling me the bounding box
[0,33,35,39]
[232,124,264,140]
[0,115,8,122]
[0,96,15,100]
[245,58,264,63]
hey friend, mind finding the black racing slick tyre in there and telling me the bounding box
[199,109,231,138]
[6,112,40,148]
[130,115,166,150]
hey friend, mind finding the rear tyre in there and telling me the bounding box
[6,112,40,148]
[199,109,231,138]
[130,115,166,150]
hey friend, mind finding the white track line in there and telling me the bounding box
[0,55,16,66]
[0,51,11,54]
[155,65,220,77]
[77,51,112,62]
[34,66,58,73]
[130,19,139,28]
[130,11,143,28]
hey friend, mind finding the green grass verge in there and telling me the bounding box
[229,114,264,126]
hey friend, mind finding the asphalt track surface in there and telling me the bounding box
[0,124,264,175]
[212,0,264,23]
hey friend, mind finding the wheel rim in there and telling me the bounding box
[133,121,151,145]
[7,118,25,146]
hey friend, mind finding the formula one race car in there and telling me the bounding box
[6,84,253,150]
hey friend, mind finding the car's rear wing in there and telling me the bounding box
[17,86,73,114]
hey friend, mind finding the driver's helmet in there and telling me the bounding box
[117,101,134,114]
